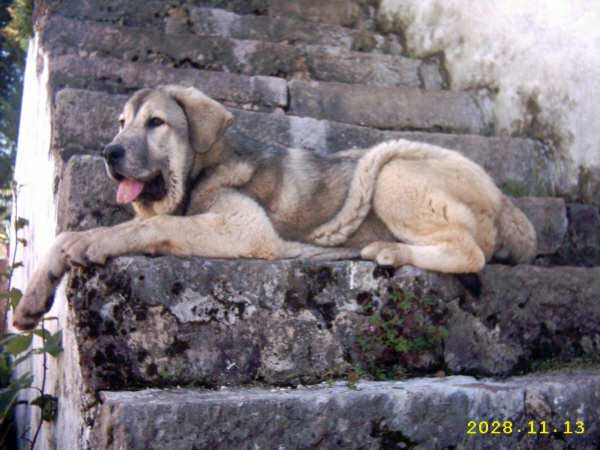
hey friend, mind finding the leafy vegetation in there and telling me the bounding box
[355,287,448,380]
[0,186,63,449]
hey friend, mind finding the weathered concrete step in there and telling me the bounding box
[92,372,600,450]
[48,54,288,111]
[265,0,375,29]
[289,79,489,134]
[53,0,377,30]
[547,203,600,267]
[48,0,174,27]
[67,248,600,391]
[44,15,435,89]
[184,7,404,56]
[52,89,556,197]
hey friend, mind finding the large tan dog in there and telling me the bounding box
[13,85,536,330]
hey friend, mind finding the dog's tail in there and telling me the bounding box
[309,140,451,246]
[496,196,537,264]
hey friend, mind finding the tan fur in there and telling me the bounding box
[13,86,537,331]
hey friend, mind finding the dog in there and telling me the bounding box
[13,85,536,330]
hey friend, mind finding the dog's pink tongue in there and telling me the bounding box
[116,179,145,204]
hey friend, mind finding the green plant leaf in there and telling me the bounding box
[8,289,22,309]
[0,335,14,347]
[30,394,58,422]
[37,331,62,358]
[12,350,33,367]
[15,218,29,230]
[399,300,412,312]
[0,389,21,420]
[4,334,32,356]
[0,356,11,386]
[0,373,33,420]
[32,329,50,340]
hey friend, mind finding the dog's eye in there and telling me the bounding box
[146,117,165,128]
[118,119,125,129]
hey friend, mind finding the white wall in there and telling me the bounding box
[11,37,87,450]
[379,0,600,199]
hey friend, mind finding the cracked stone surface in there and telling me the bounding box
[91,372,600,450]
[67,257,600,391]
[289,79,489,134]
[45,15,424,89]
[186,7,403,55]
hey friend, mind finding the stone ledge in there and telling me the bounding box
[44,15,425,89]
[289,79,489,134]
[49,54,288,110]
[186,7,404,57]
[48,0,173,27]
[548,203,600,267]
[50,0,375,30]
[67,257,600,391]
[266,0,371,28]
[92,372,600,449]
[513,197,567,255]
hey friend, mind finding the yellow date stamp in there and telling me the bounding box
[466,420,585,435]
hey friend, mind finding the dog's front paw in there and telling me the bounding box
[62,228,110,266]
[82,238,111,265]
[13,273,56,331]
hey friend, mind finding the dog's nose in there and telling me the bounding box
[103,144,125,164]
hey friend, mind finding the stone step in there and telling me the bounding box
[289,79,489,134]
[49,0,173,27]
[182,7,403,56]
[48,54,288,111]
[264,0,377,29]
[92,372,600,449]
[547,203,600,267]
[44,15,436,89]
[47,47,462,135]
[66,237,600,390]
[52,89,556,197]
[53,0,378,30]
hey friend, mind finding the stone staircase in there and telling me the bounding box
[12,0,600,449]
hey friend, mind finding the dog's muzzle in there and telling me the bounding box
[103,144,126,167]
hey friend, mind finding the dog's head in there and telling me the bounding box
[103,85,234,216]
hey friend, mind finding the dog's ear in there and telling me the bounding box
[160,85,234,153]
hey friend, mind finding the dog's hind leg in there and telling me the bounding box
[361,226,485,273]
